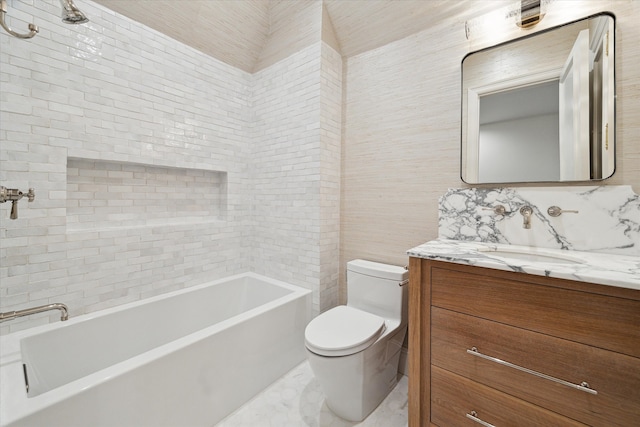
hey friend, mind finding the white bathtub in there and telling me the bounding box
[0,273,311,427]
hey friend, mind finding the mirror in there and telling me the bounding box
[461,13,615,184]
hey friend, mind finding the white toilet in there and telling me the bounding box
[304,259,408,422]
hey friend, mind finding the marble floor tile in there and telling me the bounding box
[216,361,408,427]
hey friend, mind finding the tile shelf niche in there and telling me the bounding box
[66,158,227,232]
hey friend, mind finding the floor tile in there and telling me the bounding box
[217,361,408,427]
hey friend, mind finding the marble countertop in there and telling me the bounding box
[408,239,640,291]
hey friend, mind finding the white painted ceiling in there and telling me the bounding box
[92,0,507,72]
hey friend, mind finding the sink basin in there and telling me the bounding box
[478,247,584,264]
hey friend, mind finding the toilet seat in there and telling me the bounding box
[305,305,386,357]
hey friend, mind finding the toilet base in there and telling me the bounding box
[306,327,405,422]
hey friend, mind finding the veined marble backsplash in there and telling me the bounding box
[439,186,640,256]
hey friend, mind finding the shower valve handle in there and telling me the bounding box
[26,188,35,202]
[0,187,35,219]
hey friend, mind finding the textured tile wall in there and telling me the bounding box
[1,1,342,332]
[66,159,227,230]
[249,40,342,315]
[0,0,253,332]
[318,43,342,312]
[250,42,323,313]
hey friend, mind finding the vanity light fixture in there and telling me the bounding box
[465,0,553,40]
[512,0,546,28]
[0,0,89,39]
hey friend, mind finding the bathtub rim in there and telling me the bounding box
[0,272,311,427]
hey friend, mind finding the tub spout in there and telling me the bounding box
[0,303,69,323]
[519,205,533,229]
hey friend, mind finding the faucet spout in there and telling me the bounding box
[519,205,533,229]
[0,303,69,323]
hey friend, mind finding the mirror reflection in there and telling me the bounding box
[461,13,615,184]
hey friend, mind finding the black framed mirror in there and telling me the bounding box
[461,13,615,184]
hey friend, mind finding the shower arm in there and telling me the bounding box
[0,0,39,39]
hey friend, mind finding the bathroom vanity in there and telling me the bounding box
[407,247,640,426]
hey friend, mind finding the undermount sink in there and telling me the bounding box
[478,247,584,264]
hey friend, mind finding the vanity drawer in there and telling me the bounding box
[431,307,640,426]
[430,266,640,358]
[431,366,587,427]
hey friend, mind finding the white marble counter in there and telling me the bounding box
[408,239,640,291]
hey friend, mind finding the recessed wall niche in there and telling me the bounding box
[66,158,227,231]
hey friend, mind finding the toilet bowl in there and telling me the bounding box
[304,259,408,422]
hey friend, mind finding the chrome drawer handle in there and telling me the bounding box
[466,411,496,427]
[467,347,597,395]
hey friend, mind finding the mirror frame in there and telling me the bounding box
[460,12,616,185]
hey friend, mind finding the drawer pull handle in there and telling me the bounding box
[466,411,496,427]
[467,347,597,395]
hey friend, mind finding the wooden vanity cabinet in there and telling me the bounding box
[408,258,640,427]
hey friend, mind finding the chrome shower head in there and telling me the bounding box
[59,0,89,24]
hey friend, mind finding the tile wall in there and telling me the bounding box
[66,159,228,230]
[250,41,341,314]
[318,43,342,311]
[0,0,341,332]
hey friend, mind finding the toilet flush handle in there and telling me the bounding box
[399,265,409,286]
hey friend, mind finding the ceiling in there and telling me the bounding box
[92,0,507,73]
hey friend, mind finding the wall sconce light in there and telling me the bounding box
[465,0,553,40]
[512,0,546,28]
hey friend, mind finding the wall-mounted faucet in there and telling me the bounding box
[519,205,533,229]
[0,303,69,323]
[0,186,35,219]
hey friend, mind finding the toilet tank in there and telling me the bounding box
[346,259,408,322]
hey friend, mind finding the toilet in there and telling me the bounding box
[304,259,408,422]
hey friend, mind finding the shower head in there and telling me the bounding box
[0,0,88,39]
[59,0,89,24]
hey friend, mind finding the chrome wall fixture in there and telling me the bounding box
[465,0,553,40]
[0,303,69,323]
[511,0,546,28]
[547,206,579,217]
[519,205,534,229]
[0,0,89,39]
[0,186,34,219]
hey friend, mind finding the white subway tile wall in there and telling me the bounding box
[66,159,227,230]
[0,0,342,332]
[251,42,324,314]
[249,41,341,315]
[319,43,342,311]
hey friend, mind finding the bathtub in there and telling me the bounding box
[0,273,311,427]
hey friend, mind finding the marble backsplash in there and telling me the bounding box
[438,185,640,256]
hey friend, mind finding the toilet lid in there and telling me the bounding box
[305,306,386,357]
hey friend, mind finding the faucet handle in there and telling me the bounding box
[547,206,579,217]
[482,204,506,215]
[519,205,533,215]
[10,200,19,219]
